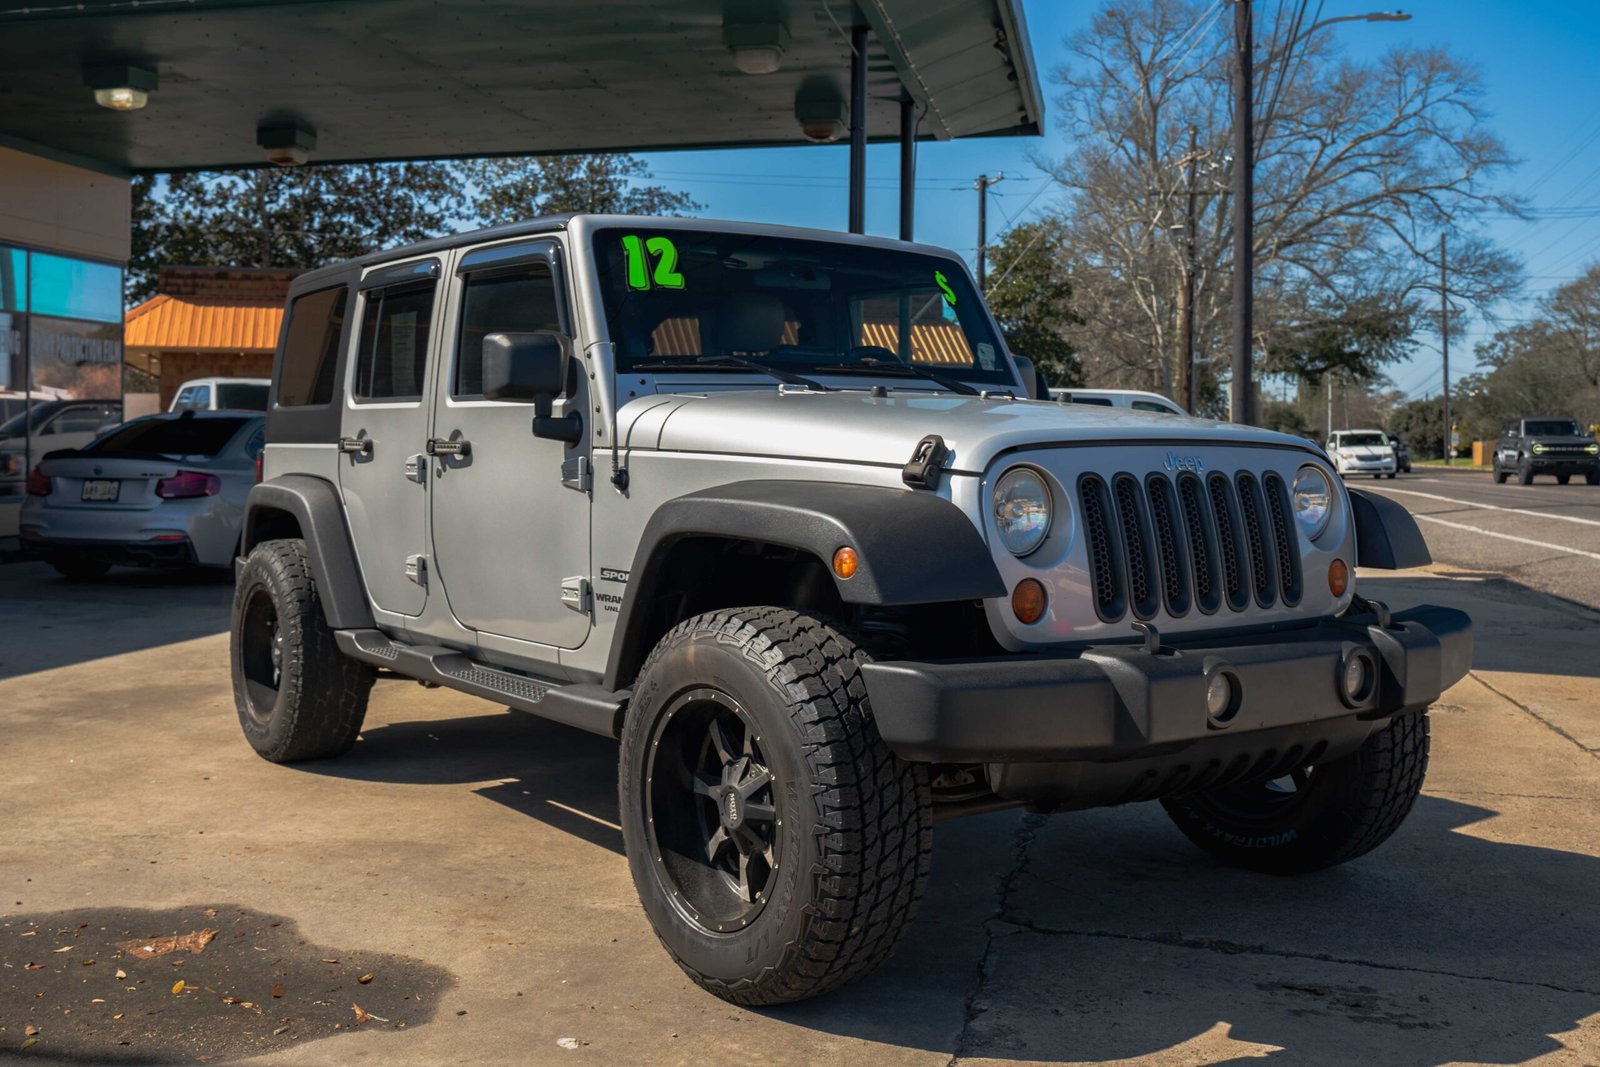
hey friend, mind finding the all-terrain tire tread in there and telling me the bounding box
[625,607,932,1006]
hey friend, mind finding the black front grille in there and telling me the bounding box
[1078,466,1306,624]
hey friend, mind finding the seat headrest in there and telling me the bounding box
[712,293,784,354]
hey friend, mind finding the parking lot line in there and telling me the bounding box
[1374,485,1600,528]
[1411,513,1600,561]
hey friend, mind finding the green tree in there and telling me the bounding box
[984,220,1083,389]
[465,154,702,225]
[1388,396,1446,460]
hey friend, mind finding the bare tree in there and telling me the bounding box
[1038,0,1522,412]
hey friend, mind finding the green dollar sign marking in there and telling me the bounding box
[935,270,957,307]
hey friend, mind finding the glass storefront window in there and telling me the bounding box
[28,316,123,399]
[0,246,24,312]
[27,251,122,323]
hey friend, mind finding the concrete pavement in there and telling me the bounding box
[2,522,1598,1064]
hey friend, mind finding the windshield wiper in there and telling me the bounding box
[649,356,830,391]
[847,357,984,396]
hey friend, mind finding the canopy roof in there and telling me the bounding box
[0,0,1042,174]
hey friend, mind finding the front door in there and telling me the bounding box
[338,260,441,618]
[429,241,591,650]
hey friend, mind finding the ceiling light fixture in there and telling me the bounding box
[257,121,317,167]
[794,80,846,143]
[85,65,157,111]
[723,18,790,75]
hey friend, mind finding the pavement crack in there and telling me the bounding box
[992,919,1600,997]
[945,812,1043,1067]
[1470,670,1599,761]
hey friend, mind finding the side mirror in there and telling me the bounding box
[482,331,569,401]
[481,331,583,445]
[1011,355,1047,400]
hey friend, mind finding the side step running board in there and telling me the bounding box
[335,629,627,739]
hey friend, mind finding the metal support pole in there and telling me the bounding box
[899,95,916,241]
[1180,125,1198,412]
[1230,0,1254,425]
[1441,233,1451,464]
[974,173,1004,290]
[848,23,868,235]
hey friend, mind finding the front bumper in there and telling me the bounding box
[1527,455,1598,473]
[861,604,1470,764]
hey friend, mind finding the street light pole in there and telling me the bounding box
[975,172,1004,290]
[1230,0,1254,425]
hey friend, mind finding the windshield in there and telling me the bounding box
[91,416,251,458]
[1341,433,1388,448]
[1525,419,1581,437]
[590,228,1013,386]
[0,406,51,436]
[216,383,269,410]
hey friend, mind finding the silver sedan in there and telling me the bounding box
[19,411,266,578]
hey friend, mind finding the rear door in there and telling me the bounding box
[338,259,441,618]
[429,240,592,650]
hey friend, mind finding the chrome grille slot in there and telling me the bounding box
[1177,473,1221,614]
[1078,474,1125,621]
[1234,472,1278,607]
[1145,474,1191,617]
[1262,472,1303,605]
[1112,474,1161,620]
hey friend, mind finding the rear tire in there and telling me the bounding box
[50,558,112,581]
[619,607,933,1005]
[231,538,374,762]
[1385,473,1396,479]
[1161,711,1429,875]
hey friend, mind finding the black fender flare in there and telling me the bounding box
[242,475,374,629]
[1348,487,1431,570]
[604,480,1006,690]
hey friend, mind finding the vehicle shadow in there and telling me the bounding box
[297,709,625,856]
[0,561,232,681]
[774,793,1600,1064]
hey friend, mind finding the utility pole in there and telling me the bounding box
[1230,0,1254,425]
[975,172,1004,290]
[1179,126,1199,412]
[1440,233,1451,465]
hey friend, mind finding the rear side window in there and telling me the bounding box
[47,407,111,434]
[217,383,269,410]
[1070,396,1114,407]
[454,265,562,397]
[1132,400,1174,413]
[92,417,248,457]
[354,283,435,402]
[278,287,349,407]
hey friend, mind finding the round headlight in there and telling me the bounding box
[1532,443,1548,455]
[1291,466,1332,541]
[993,467,1052,557]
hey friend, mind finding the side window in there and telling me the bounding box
[48,408,106,434]
[278,286,349,406]
[1071,396,1114,407]
[1132,400,1172,413]
[174,387,196,409]
[353,282,435,402]
[191,385,211,410]
[454,264,562,398]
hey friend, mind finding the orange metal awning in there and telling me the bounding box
[124,294,283,355]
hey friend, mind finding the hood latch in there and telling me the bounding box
[902,434,950,490]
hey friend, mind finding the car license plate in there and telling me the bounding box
[81,479,120,502]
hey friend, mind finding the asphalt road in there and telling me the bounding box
[1,481,1598,1065]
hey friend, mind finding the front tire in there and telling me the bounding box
[1518,462,1534,485]
[619,607,932,1005]
[231,538,374,762]
[1493,465,1508,484]
[1161,711,1430,875]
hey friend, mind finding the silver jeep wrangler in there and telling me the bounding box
[231,214,1471,1005]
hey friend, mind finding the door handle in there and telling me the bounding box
[426,437,471,457]
[338,436,373,455]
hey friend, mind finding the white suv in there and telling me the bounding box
[1328,429,1398,479]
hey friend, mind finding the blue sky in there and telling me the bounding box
[636,0,1600,401]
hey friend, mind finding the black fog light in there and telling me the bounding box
[1205,667,1241,728]
[1339,650,1377,707]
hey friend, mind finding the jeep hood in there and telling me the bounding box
[623,389,1319,472]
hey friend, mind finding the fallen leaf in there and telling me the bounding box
[114,969,127,980]
[240,1002,255,1009]
[557,1036,581,1050]
[271,1025,289,1036]
[92,999,105,1004]
[82,960,95,966]
[357,973,373,984]
[202,909,217,918]
[116,929,217,960]
[25,1025,39,1036]
[171,980,187,995]
[221,996,240,1005]
[271,983,284,998]
[352,1003,375,1025]
[21,1038,37,1050]
[321,958,339,964]
[24,963,44,971]
[53,946,73,953]
[113,1013,124,1020]
[20,930,36,937]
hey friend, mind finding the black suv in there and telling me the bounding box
[1492,417,1600,485]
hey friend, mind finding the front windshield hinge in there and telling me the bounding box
[980,389,1017,400]
[902,434,950,491]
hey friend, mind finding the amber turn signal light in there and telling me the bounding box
[1012,578,1048,624]
[1328,558,1349,597]
[832,546,859,580]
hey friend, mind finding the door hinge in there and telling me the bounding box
[561,454,592,493]
[405,554,428,587]
[404,453,426,484]
[560,576,592,615]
